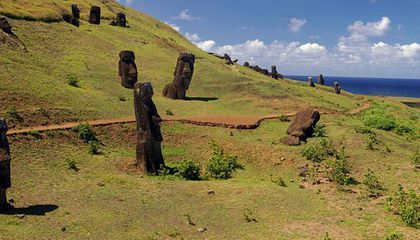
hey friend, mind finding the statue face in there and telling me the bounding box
[119,51,138,89]
[117,14,127,26]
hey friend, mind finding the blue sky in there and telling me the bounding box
[118,0,420,78]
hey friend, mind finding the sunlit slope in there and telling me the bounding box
[0,0,362,128]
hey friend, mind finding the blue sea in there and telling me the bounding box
[285,75,420,98]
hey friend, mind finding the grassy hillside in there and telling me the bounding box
[0,0,363,129]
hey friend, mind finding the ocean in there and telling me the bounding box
[285,75,420,98]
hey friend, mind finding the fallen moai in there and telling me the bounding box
[0,118,12,211]
[162,52,195,100]
[119,51,138,89]
[0,17,13,34]
[89,6,101,25]
[282,109,320,146]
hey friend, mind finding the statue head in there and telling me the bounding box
[0,118,8,134]
[116,13,127,27]
[174,52,195,89]
[141,82,154,99]
[89,6,101,25]
[0,17,12,34]
[119,51,138,89]
[71,4,80,19]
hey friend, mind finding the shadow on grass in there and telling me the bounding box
[184,97,218,102]
[1,204,58,216]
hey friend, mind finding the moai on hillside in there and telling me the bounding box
[70,4,80,27]
[224,54,234,65]
[119,51,138,89]
[281,109,320,146]
[243,62,250,67]
[0,119,12,211]
[271,65,279,79]
[262,69,269,76]
[116,13,127,27]
[308,77,315,87]
[133,82,164,174]
[318,74,325,85]
[89,6,101,25]
[334,82,341,94]
[162,52,195,100]
[0,17,13,34]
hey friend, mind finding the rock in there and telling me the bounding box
[280,157,286,161]
[281,108,320,146]
[317,74,325,85]
[16,214,25,219]
[334,82,341,94]
[197,227,208,233]
[308,77,315,87]
[163,52,195,100]
[89,6,101,25]
[207,190,215,194]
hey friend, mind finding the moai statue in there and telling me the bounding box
[334,82,341,94]
[162,52,195,100]
[89,6,101,25]
[243,62,250,67]
[116,13,127,27]
[0,17,13,34]
[318,74,325,85]
[119,51,138,89]
[262,69,269,76]
[224,54,234,65]
[0,119,12,211]
[308,77,315,87]
[271,65,278,79]
[281,109,320,146]
[70,4,80,27]
[133,82,164,174]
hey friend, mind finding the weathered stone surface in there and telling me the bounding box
[133,82,164,174]
[70,4,80,27]
[224,54,234,65]
[116,13,127,27]
[282,109,320,146]
[0,118,11,208]
[163,52,195,100]
[89,6,101,25]
[308,77,315,87]
[271,65,278,79]
[119,51,138,89]
[317,74,325,85]
[334,82,341,94]
[0,17,13,34]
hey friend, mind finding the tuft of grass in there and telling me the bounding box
[88,140,100,155]
[27,130,42,139]
[72,124,97,143]
[410,151,420,168]
[270,175,287,187]
[323,232,333,240]
[301,138,335,162]
[118,96,127,102]
[67,74,80,88]
[243,208,257,223]
[362,169,385,197]
[384,232,404,240]
[313,124,327,137]
[66,159,79,172]
[166,110,174,116]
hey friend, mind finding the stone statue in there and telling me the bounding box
[308,77,315,87]
[334,82,341,94]
[116,13,127,27]
[224,54,234,65]
[119,51,138,89]
[243,62,250,67]
[317,74,325,85]
[0,17,13,34]
[281,109,320,146]
[0,119,12,211]
[134,82,164,174]
[162,52,195,100]
[271,65,278,79]
[89,6,101,25]
[70,4,80,27]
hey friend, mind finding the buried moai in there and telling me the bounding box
[162,52,195,100]
[116,13,127,27]
[0,119,12,211]
[271,65,279,79]
[119,51,138,89]
[281,109,321,146]
[0,17,13,34]
[308,77,315,87]
[318,74,325,85]
[334,82,341,94]
[89,6,101,25]
[133,82,165,174]
[70,4,80,27]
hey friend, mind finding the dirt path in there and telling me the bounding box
[347,101,372,115]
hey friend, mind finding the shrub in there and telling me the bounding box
[301,138,335,162]
[394,123,414,135]
[362,115,396,131]
[88,140,100,155]
[325,149,356,186]
[166,110,174,116]
[162,160,201,180]
[206,141,242,179]
[6,106,24,122]
[384,232,404,240]
[313,124,326,137]
[66,159,79,172]
[387,185,419,227]
[279,115,290,122]
[67,74,79,87]
[362,169,384,197]
[72,124,97,143]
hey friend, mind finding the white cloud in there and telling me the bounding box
[185,32,201,42]
[347,16,391,38]
[196,40,217,52]
[297,43,326,54]
[398,43,420,58]
[116,0,134,5]
[288,18,306,33]
[164,22,180,32]
[171,9,201,21]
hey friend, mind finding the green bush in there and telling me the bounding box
[206,141,242,179]
[66,159,79,172]
[163,160,201,180]
[72,124,97,143]
[88,140,100,155]
[279,115,290,122]
[301,138,335,162]
[313,124,326,137]
[384,232,404,240]
[394,123,414,135]
[325,149,356,186]
[67,74,79,87]
[387,185,419,227]
[355,126,375,135]
[362,115,396,131]
[362,169,384,197]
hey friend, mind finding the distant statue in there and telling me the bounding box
[243,62,250,67]
[119,51,138,89]
[262,69,269,76]
[0,17,13,34]
[318,74,325,85]
[162,52,195,100]
[271,65,278,79]
[224,54,234,65]
[89,6,101,25]
[334,82,341,94]
[70,4,80,27]
[0,119,12,211]
[308,77,315,87]
[134,82,164,174]
[116,13,127,27]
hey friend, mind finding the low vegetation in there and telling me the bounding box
[387,185,419,227]
[163,159,201,180]
[362,169,384,197]
[206,141,242,179]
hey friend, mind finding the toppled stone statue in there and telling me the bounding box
[224,54,234,65]
[334,82,341,94]
[243,62,250,67]
[308,77,315,87]
[281,109,320,146]
[0,119,12,211]
[0,17,13,34]
[89,6,101,25]
[271,65,278,79]
[0,17,26,50]
[134,82,164,174]
[70,4,80,27]
[119,51,138,89]
[317,74,325,85]
[162,52,195,100]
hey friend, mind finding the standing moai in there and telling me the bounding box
[162,52,195,100]
[334,82,341,94]
[89,6,101,25]
[224,54,234,65]
[308,77,315,87]
[116,13,127,27]
[0,119,12,211]
[0,17,13,34]
[119,51,138,89]
[318,74,325,85]
[70,4,80,27]
[271,65,278,79]
[133,82,164,174]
